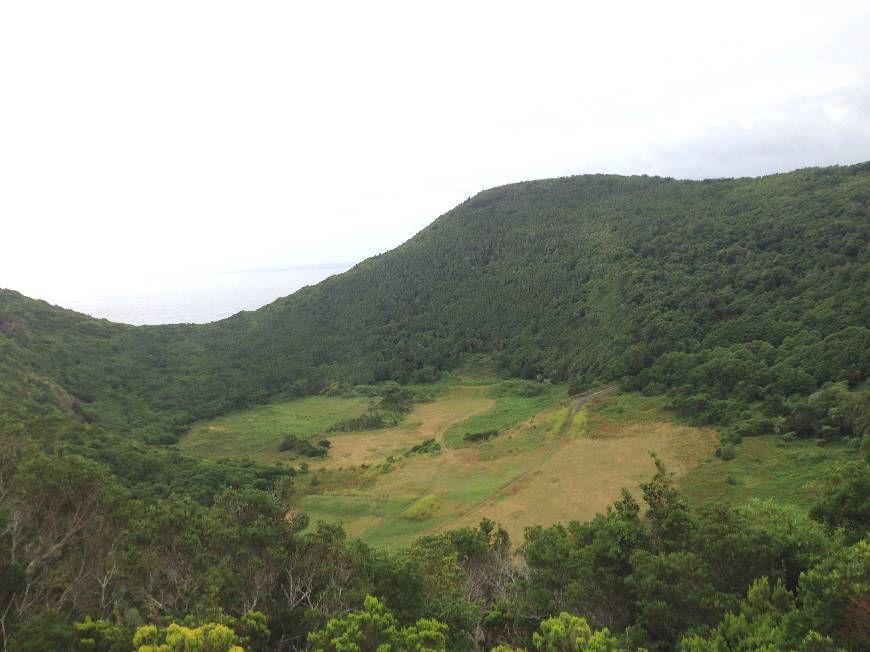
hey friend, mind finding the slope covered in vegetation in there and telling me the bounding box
[2,163,868,450]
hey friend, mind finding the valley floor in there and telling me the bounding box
[179,379,742,546]
[179,373,854,547]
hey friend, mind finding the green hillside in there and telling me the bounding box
[0,163,868,651]
[2,164,868,449]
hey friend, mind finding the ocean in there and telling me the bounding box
[44,264,353,326]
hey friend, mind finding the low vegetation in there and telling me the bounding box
[444,383,563,447]
[406,438,441,456]
[2,432,866,650]
[463,429,499,443]
[327,412,390,432]
[223,386,718,547]
[179,395,368,463]
[278,435,331,457]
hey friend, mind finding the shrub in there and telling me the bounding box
[463,429,499,443]
[278,436,328,457]
[328,412,390,432]
[407,439,441,455]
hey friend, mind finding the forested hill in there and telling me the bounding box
[1,163,868,450]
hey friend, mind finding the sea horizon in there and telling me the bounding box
[20,262,354,326]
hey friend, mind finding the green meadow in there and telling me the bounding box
[442,384,564,447]
[681,435,855,510]
[179,395,369,462]
[178,380,852,548]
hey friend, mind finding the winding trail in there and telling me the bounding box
[431,384,617,533]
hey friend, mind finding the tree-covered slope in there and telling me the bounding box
[238,165,868,384]
[1,163,868,447]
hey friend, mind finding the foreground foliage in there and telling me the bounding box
[1,434,867,650]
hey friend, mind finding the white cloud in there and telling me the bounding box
[1,0,868,301]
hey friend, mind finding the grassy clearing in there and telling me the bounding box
[589,392,675,426]
[299,390,718,546]
[313,386,493,469]
[443,385,565,447]
[591,393,852,512]
[473,402,569,460]
[179,386,720,546]
[178,395,369,461]
[681,436,853,510]
[295,494,413,539]
[449,393,718,541]
[182,384,845,548]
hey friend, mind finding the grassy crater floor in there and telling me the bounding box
[178,382,850,547]
[681,435,854,510]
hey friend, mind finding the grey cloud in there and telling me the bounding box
[625,81,870,180]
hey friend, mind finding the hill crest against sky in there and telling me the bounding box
[1,162,867,446]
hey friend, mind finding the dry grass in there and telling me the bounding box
[312,386,494,469]
[183,385,718,547]
[451,416,717,541]
[321,391,717,546]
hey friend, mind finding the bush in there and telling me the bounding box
[463,429,499,443]
[730,416,776,438]
[278,435,329,457]
[494,379,550,398]
[407,439,441,455]
[328,412,390,432]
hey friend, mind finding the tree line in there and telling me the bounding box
[1,436,866,650]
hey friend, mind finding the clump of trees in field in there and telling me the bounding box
[328,385,426,433]
[278,435,331,457]
[406,438,441,456]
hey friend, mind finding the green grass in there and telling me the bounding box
[296,492,464,547]
[298,449,534,547]
[401,495,441,521]
[297,493,411,530]
[681,436,853,510]
[178,395,369,461]
[590,392,673,424]
[592,393,851,513]
[443,385,565,447]
[570,406,588,437]
[179,382,852,548]
[474,403,569,460]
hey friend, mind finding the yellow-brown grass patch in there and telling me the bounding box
[449,417,717,542]
[312,386,494,469]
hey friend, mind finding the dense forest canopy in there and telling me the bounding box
[1,162,868,650]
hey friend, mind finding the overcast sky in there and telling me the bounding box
[2,0,869,301]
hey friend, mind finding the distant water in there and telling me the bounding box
[51,264,353,325]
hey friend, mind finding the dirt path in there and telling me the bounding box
[431,385,616,533]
